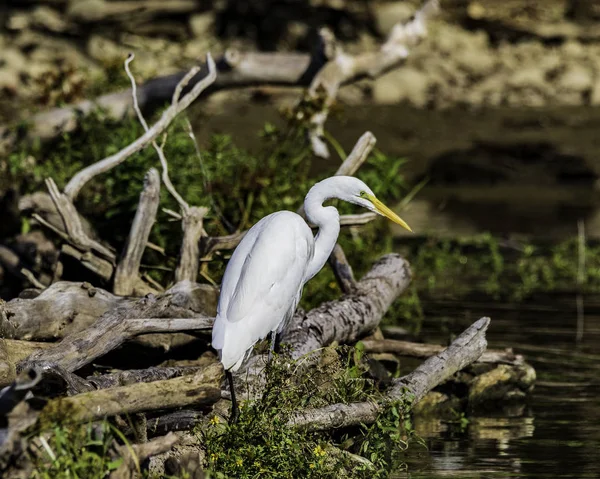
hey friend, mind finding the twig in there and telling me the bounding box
[63,53,217,201]
[114,168,161,296]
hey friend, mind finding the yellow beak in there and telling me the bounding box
[368,194,413,233]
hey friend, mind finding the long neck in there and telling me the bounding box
[303,183,341,282]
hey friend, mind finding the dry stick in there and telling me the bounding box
[46,178,116,260]
[63,53,217,202]
[361,338,522,365]
[38,363,223,424]
[19,283,215,374]
[305,0,440,157]
[288,317,490,431]
[114,168,161,296]
[126,53,210,283]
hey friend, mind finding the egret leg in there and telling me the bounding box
[227,370,239,424]
[268,330,277,363]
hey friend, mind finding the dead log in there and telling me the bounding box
[38,363,222,424]
[361,338,522,364]
[1,281,125,341]
[288,317,490,431]
[18,281,216,374]
[86,365,208,390]
[281,253,412,360]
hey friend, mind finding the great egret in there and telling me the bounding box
[212,175,412,421]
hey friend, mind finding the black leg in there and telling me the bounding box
[227,370,239,424]
[268,330,277,363]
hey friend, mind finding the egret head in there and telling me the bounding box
[331,176,413,232]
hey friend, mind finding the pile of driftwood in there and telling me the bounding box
[0,2,535,476]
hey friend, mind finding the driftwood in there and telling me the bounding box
[18,281,215,374]
[288,317,490,431]
[38,363,222,424]
[361,338,523,365]
[282,254,411,359]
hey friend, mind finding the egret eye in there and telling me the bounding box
[358,191,369,199]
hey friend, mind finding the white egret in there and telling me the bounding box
[212,175,412,421]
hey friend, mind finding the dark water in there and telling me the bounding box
[402,300,600,478]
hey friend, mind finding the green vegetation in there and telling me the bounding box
[28,422,124,479]
[202,348,418,478]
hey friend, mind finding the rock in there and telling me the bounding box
[454,46,496,78]
[508,67,546,91]
[67,0,107,22]
[0,69,19,94]
[373,2,415,36]
[558,64,593,93]
[87,35,127,64]
[372,66,431,107]
[1,48,27,72]
[32,6,71,33]
[189,13,213,38]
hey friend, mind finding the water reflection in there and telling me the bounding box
[402,306,600,478]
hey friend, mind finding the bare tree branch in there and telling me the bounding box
[63,53,217,201]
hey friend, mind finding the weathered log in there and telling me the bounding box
[361,338,522,364]
[114,168,161,296]
[281,253,412,360]
[1,281,125,341]
[38,363,222,424]
[86,365,207,390]
[19,281,216,373]
[0,340,51,387]
[2,280,217,343]
[288,317,490,431]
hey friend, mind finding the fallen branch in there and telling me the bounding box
[361,339,522,364]
[37,363,222,424]
[288,317,490,431]
[281,253,412,360]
